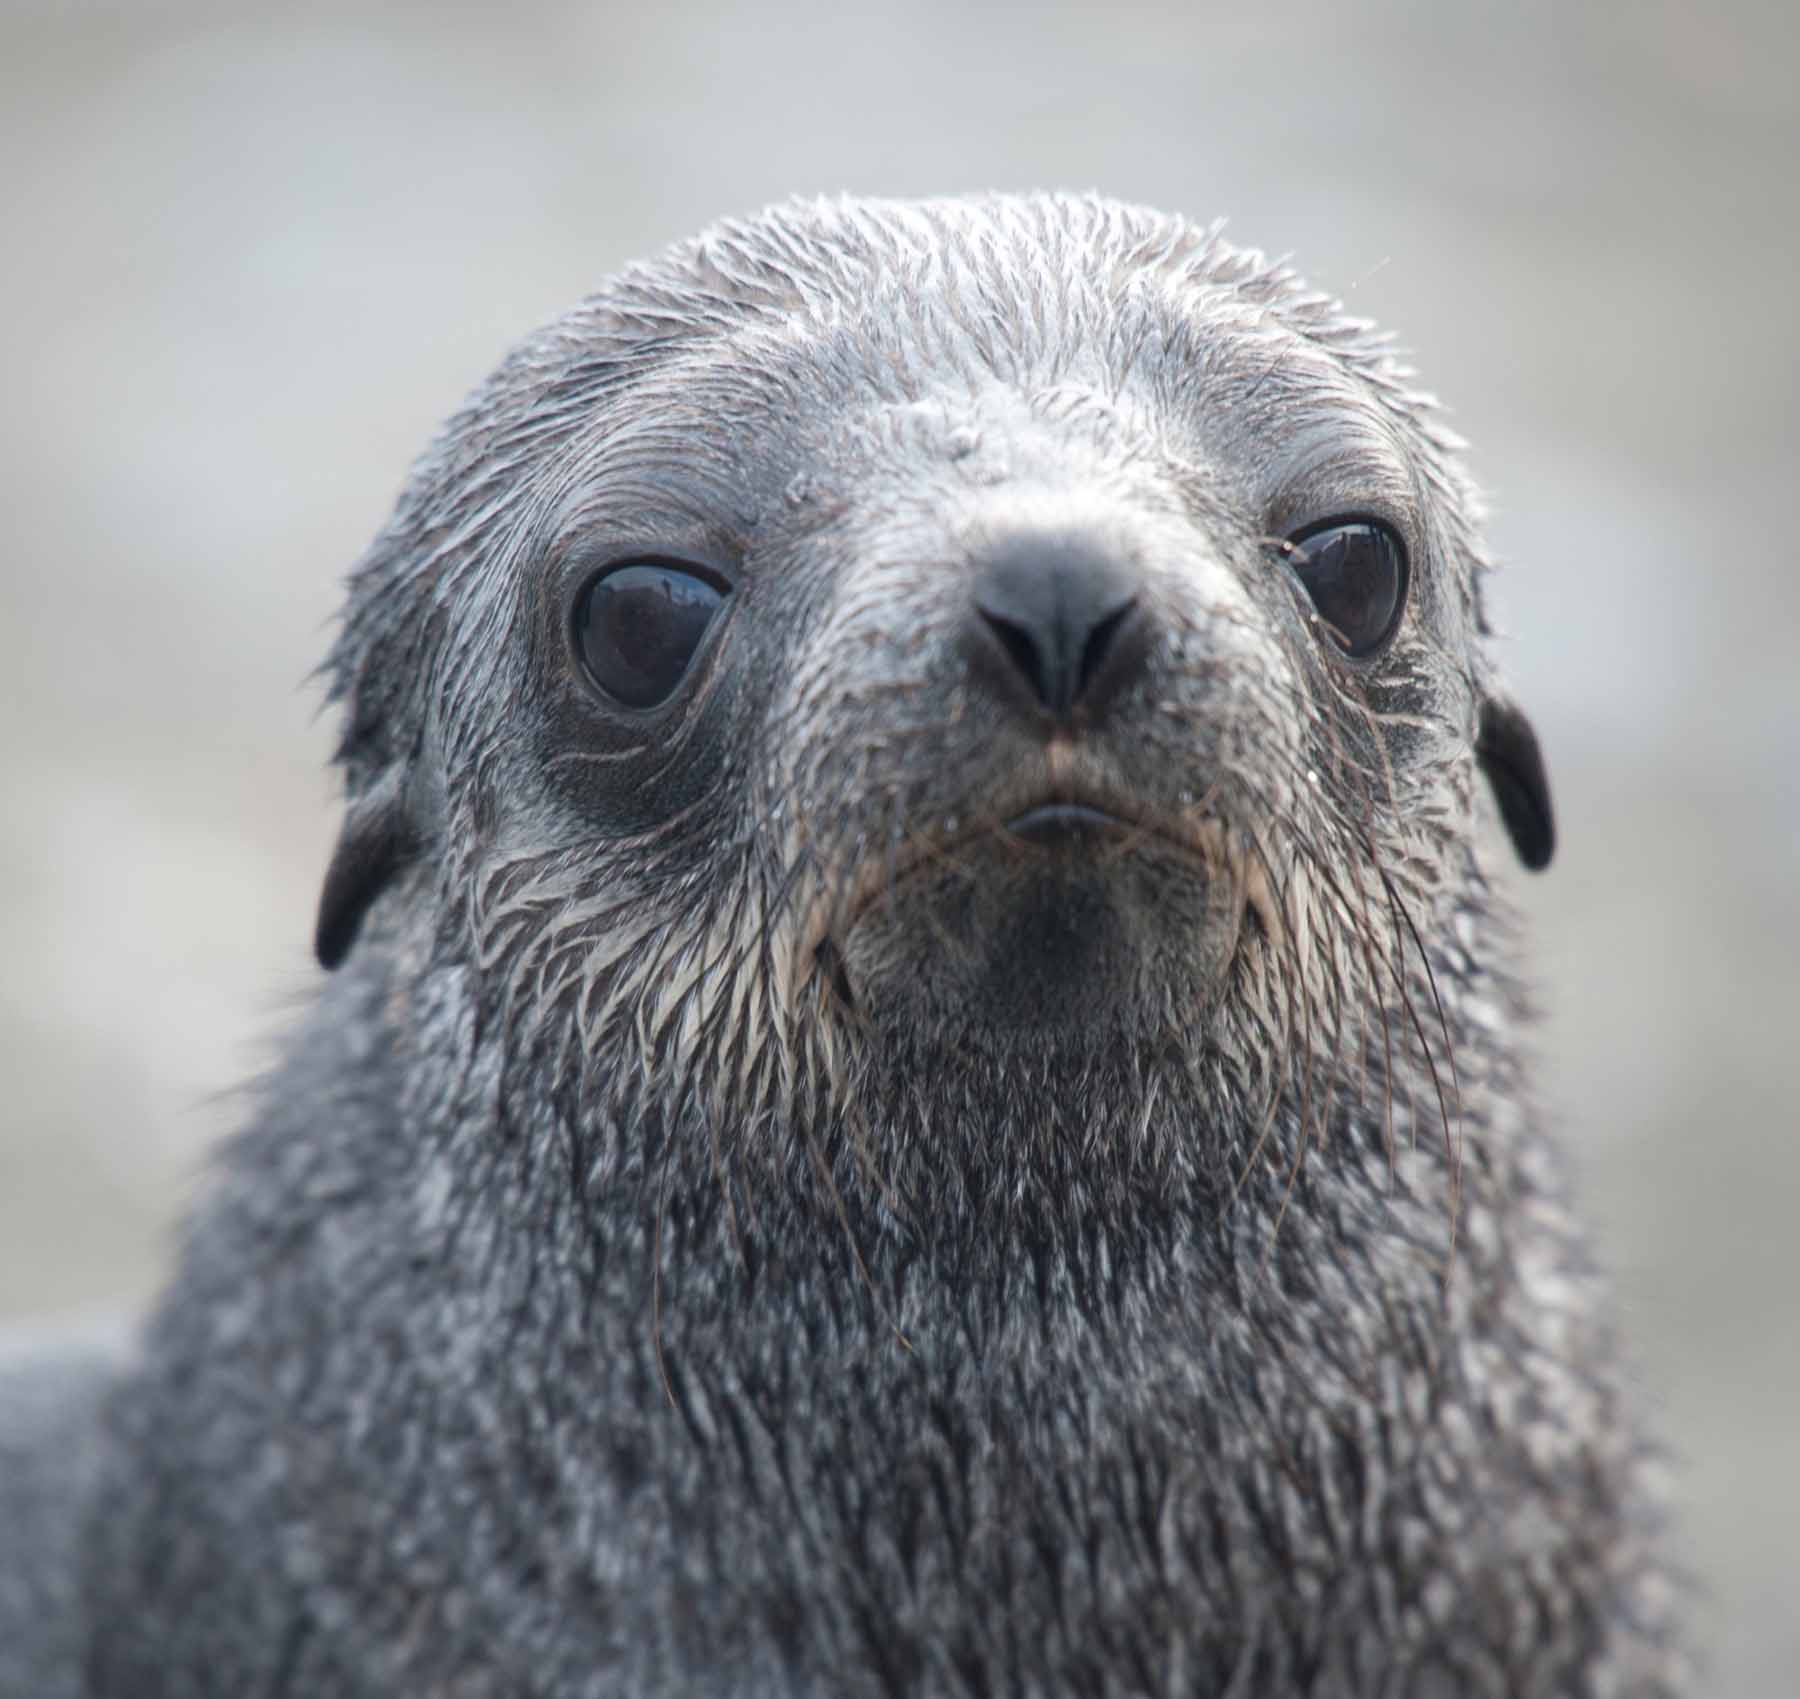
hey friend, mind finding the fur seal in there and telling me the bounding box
[0,194,1686,1696]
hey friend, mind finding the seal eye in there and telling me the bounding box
[1282,519,1408,659]
[573,561,728,708]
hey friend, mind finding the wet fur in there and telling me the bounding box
[2,195,1683,1695]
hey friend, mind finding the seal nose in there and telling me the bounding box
[968,529,1148,719]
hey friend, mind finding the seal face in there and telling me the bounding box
[47,198,1687,1699]
[316,194,1552,1191]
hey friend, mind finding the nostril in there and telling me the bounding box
[966,528,1150,719]
[978,607,1050,706]
[1076,597,1137,704]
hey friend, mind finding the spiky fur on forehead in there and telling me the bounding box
[324,192,1492,798]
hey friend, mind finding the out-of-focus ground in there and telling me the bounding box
[2,0,1794,1686]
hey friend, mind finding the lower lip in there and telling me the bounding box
[1003,802,1132,845]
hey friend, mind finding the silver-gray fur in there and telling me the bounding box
[0,194,1686,1695]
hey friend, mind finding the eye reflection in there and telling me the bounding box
[1281,519,1408,658]
[573,561,728,708]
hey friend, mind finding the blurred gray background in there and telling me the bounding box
[3,0,1794,1687]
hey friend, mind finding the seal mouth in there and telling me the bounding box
[1002,801,1133,845]
[788,766,1295,1033]
[1008,799,1130,845]
[897,782,1226,885]
[790,777,1282,1032]
[807,777,1276,956]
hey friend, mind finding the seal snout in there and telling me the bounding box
[966,527,1148,722]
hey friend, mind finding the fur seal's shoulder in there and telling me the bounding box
[0,1322,130,1698]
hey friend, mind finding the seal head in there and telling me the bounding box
[313,197,1552,1217]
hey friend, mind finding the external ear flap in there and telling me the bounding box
[314,766,419,969]
[1477,694,1555,871]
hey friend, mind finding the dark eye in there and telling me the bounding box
[1281,519,1409,659]
[573,561,729,708]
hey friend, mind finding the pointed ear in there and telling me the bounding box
[314,765,420,969]
[1477,693,1555,871]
